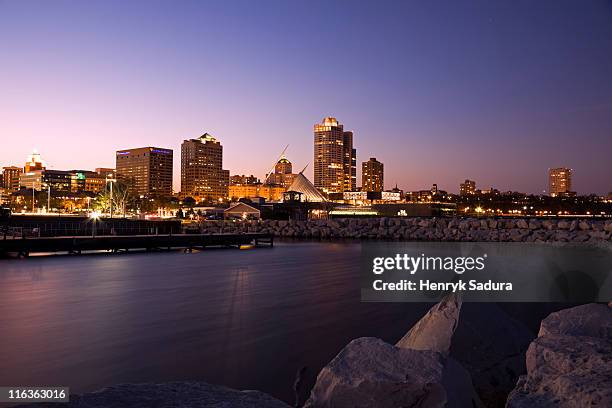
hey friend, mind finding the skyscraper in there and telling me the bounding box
[362,157,384,192]
[548,168,573,197]
[115,147,173,197]
[181,133,230,201]
[313,117,356,194]
[459,179,476,196]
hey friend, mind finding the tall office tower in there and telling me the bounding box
[548,167,573,197]
[2,166,23,191]
[314,117,356,194]
[459,179,476,196]
[115,147,173,197]
[362,157,384,192]
[181,133,230,201]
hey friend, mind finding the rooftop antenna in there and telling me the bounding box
[264,144,289,184]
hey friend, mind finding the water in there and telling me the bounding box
[0,242,574,405]
[0,242,431,404]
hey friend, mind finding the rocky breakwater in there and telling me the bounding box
[199,218,612,242]
[506,303,612,407]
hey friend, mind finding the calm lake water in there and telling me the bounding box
[0,242,571,405]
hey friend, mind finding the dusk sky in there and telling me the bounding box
[1,0,611,194]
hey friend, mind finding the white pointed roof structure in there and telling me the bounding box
[286,173,327,202]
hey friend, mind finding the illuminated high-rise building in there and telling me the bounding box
[2,166,22,192]
[548,167,573,197]
[181,133,230,201]
[116,147,173,197]
[313,117,356,194]
[362,157,384,192]
[459,179,476,196]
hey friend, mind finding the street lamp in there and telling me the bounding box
[90,210,101,237]
[106,175,116,218]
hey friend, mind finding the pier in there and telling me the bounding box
[0,232,273,258]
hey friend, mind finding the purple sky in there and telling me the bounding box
[1,0,611,194]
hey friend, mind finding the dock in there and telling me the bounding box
[0,233,273,258]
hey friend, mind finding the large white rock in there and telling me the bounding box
[304,337,481,408]
[506,304,612,408]
[395,293,462,355]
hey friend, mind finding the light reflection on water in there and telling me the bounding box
[0,242,570,404]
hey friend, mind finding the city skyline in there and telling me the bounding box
[1,1,612,194]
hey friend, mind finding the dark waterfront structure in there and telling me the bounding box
[116,147,174,197]
[313,117,356,194]
[181,133,230,201]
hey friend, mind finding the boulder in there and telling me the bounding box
[396,293,461,355]
[538,303,612,340]
[305,295,482,408]
[304,337,480,408]
[16,382,291,408]
[506,304,612,408]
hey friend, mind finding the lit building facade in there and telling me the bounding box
[459,179,476,196]
[2,166,22,192]
[24,151,45,172]
[228,183,285,202]
[181,133,229,201]
[362,157,384,192]
[548,168,573,197]
[230,174,260,185]
[266,155,296,189]
[314,117,356,195]
[95,168,116,178]
[116,147,173,197]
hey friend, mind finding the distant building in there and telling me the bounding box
[95,168,116,178]
[228,183,285,202]
[314,117,356,194]
[230,174,260,185]
[24,151,45,172]
[362,158,384,192]
[266,155,296,189]
[116,147,173,197]
[70,170,107,193]
[2,166,22,192]
[181,133,229,201]
[459,179,476,196]
[548,168,573,197]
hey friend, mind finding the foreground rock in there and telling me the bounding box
[396,293,461,354]
[16,382,291,408]
[506,303,612,407]
[305,294,483,408]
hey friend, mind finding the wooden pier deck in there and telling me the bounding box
[0,233,273,257]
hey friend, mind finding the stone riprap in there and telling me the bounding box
[195,218,612,242]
